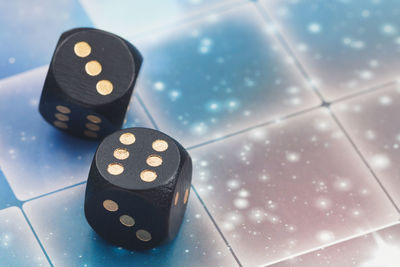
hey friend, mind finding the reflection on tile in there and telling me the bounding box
[0,0,92,78]
[190,108,398,266]
[262,0,400,101]
[0,169,18,210]
[135,4,321,147]
[23,184,238,267]
[0,67,152,200]
[272,222,400,267]
[332,84,400,207]
[0,207,49,267]
[79,0,239,38]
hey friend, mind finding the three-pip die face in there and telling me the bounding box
[39,28,142,139]
[84,128,192,250]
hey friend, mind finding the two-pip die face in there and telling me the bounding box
[39,28,142,139]
[84,128,192,250]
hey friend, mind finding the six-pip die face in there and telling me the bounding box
[39,28,143,139]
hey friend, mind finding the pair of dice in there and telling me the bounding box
[39,28,192,250]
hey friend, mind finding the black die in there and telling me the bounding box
[84,127,192,250]
[39,28,142,139]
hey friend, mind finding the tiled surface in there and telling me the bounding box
[135,3,321,147]
[23,184,238,267]
[191,108,398,266]
[0,207,49,267]
[0,1,399,266]
[79,0,240,38]
[0,170,19,210]
[271,222,400,267]
[0,0,92,78]
[0,67,153,201]
[262,0,400,101]
[332,84,400,208]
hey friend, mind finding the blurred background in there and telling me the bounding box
[0,0,399,266]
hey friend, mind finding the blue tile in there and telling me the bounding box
[0,67,153,200]
[23,184,238,267]
[0,207,49,267]
[79,0,240,38]
[0,0,93,78]
[134,3,321,147]
[0,169,18,210]
[262,0,400,101]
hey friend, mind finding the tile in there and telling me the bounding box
[124,95,155,129]
[262,0,400,101]
[0,207,49,267]
[271,222,400,267]
[332,84,400,207]
[0,0,92,78]
[0,67,152,201]
[23,184,238,267]
[0,169,19,210]
[135,3,321,148]
[79,0,240,38]
[190,108,399,266]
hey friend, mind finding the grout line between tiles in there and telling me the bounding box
[330,111,400,214]
[22,181,87,204]
[21,208,54,267]
[255,0,400,217]
[260,220,400,267]
[330,80,398,104]
[135,93,160,130]
[187,104,321,151]
[254,2,326,103]
[191,185,243,267]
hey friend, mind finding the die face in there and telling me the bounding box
[95,127,181,190]
[38,28,143,139]
[84,187,167,250]
[168,152,192,239]
[39,101,114,139]
[53,29,136,105]
[84,127,193,250]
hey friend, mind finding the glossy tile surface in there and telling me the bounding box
[79,0,239,38]
[332,84,400,207]
[0,0,92,78]
[262,0,400,101]
[0,207,49,267]
[23,184,238,267]
[0,170,18,210]
[1,1,400,266]
[0,67,152,200]
[271,222,400,267]
[191,108,398,266]
[135,4,321,147]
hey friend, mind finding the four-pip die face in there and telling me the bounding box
[39,28,142,139]
[84,127,192,250]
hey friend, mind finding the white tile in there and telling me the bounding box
[271,222,400,267]
[191,108,398,266]
[0,207,49,267]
